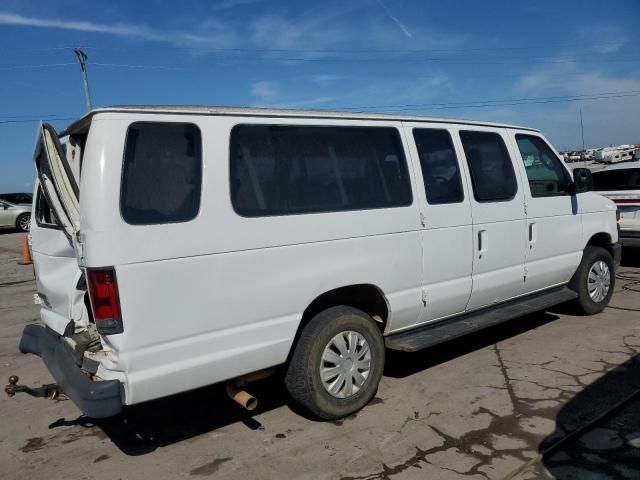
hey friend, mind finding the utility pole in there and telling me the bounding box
[580,107,585,152]
[74,48,92,111]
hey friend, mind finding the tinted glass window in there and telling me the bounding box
[413,129,464,204]
[592,168,640,191]
[230,125,412,216]
[516,135,570,197]
[35,187,57,227]
[121,122,202,225]
[460,131,517,202]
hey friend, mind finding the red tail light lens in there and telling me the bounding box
[87,268,123,335]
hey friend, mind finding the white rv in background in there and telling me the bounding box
[595,145,636,164]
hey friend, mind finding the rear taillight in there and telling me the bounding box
[616,209,621,222]
[87,268,123,335]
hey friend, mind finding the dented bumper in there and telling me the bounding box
[18,324,122,418]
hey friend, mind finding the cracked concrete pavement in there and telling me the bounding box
[1,231,639,480]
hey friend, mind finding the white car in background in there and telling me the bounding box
[592,161,640,247]
[0,199,31,232]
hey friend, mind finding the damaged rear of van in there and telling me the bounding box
[10,106,619,421]
[23,112,217,417]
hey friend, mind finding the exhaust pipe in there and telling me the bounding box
[225,383,258,411]
[224,368,275,411]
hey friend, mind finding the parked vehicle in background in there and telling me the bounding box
[0,192,32,206]
[592,161,640,247]
[595,146,636,164]
[0,199,31,232]
[10,106,620,421]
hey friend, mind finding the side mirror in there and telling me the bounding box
[572,168,593,194]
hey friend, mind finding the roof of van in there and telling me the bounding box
[60,105,539,134]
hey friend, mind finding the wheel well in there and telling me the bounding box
[586,232,613,254]
[301,284,389,331]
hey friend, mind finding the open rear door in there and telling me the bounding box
[34,123,80,242]
[32,123,86,335]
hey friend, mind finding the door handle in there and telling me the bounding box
[529,223,537,247]
[478,230,488,256]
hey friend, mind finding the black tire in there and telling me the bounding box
[568,246,615,315]
[16,213,30,232]
[285,306,385,420]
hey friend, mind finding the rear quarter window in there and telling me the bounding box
[120,122,202,225]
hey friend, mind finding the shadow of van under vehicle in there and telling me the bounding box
[49,378,288,456]
[47,310,562,456]
[539,354,640,479]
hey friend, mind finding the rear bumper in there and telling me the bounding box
[19,324,122,418]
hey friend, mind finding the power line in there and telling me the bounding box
[2,54,638,71]
[366,92,640,112]
[1,90,638,124]
[0,62,76,70]
[0,41,627,55]
[0,117,76,124]
[340,90,640,111]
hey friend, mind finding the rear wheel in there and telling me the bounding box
[16,213,30,232]
[569,246,615,315]
[285,306,385,420]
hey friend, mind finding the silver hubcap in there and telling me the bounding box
[320,331,371,399]
[19,215,30,231]
[588,260,610,303]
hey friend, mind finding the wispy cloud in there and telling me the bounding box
[0,5,469,57]
[271,96,338,109]
[0,12,239,49]
[376,0,412,38]
[250,81,280,102]
[300,74,344,85]
[0,12,166,40]
[249,79,338,108]
[577,25,627,53]
[210,0,265,12]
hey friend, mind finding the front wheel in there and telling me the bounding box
[285,306,385,420]
[569,246,615,315]
[16,213,30,232]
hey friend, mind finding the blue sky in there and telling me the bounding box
[1,0,639,192]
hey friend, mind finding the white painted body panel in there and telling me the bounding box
[506,131,582,293]
[455,127,528,310]
[580,192,619,245]
[29,192,78,335]
[30,108,619,407]
[401,123,473,329]
[81,113,423,404]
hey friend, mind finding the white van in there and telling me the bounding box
[9,106,620,420]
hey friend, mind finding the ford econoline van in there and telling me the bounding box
[8,106,620,420]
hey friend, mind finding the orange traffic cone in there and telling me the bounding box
[18,235,32,266]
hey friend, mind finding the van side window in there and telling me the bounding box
[230,125,412,216]
[459,131,517,202]
[515,134,570,197]
[413,129,464,204]
[121,122,202,225]
[35,187,58,228]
